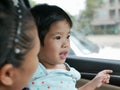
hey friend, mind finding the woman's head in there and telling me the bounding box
[31,4,72,46]
[0,0,40,90]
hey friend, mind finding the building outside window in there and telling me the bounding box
[118,9,120,17]
[109,9,116,18]
[109,0,115,6]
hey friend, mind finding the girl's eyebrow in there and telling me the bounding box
[51,32,62,36]
[51,31,71,36]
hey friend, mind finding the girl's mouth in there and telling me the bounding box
[59,52,68,59]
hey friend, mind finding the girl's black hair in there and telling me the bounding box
[31,4,72,46]
[0,0,36,68]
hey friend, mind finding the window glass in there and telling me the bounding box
[31,0,120,60]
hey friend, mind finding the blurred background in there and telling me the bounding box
[29,0,120,60]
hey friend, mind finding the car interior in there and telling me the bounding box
[23,0,120,89]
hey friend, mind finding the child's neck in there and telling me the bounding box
[40,62,66,70]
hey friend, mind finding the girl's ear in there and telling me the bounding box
[0,64,15,86]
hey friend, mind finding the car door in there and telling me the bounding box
[66,55,120,88]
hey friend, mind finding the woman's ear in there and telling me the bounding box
[0,64,15,86]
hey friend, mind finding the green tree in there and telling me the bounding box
[29,0,36,7]
[84,0,103,19]
[78,0,103,35]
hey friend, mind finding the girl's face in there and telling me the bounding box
[12,28,40,90]
[39,20,70,67]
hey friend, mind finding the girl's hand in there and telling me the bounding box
[91,70,113,88]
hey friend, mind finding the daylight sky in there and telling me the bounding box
[33,0,86,16]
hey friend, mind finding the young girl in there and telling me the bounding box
[0,0,40,90]
[25,4,112,90]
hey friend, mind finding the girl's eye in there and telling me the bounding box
[55,36,61,40]
[67,35,70,39]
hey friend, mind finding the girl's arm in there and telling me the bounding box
[78,70,113,90]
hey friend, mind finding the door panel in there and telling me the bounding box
[66,55,120,86]
[76,79,120,90]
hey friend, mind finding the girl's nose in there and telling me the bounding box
[62,39,70,48]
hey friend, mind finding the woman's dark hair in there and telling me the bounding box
[0,0,36,68]
[30,4,72,46]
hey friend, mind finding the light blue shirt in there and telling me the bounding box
[25,63,81,90]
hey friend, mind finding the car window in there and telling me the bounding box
[30,0,120,60]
